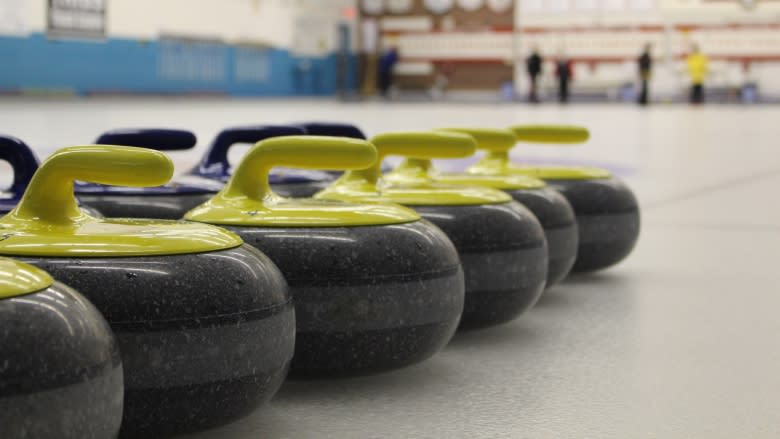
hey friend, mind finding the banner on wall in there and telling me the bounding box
[47,0,106,38]
[157,35,227,83]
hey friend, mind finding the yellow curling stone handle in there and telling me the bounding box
[12,145,172,225]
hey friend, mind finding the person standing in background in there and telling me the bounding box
[378,45,399,98]
[555,55,573,104]
[526,47,543,103]
[637,43,652,105]
[687,43,708,104]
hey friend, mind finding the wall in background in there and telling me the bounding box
[2,0,779,100]
[0,33,348,95]
[352,0,780,100]
[359,0,515,91]
[514,0,780,101]
[106,0,296,46]
[0,0,358,96]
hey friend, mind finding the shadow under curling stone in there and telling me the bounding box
[171,405,295,439]
[445,318,539,352]
[274,355,458,403]
[534,270,635,309]
[531,286,572,309]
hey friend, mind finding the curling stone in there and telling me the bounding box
[0,145,294,436]
[81,126,307,217]
[317,131,548,329]
[296,121,367,139]
[74,129,224,219]
[391,127,578,286]
[185,136,464,376]
[188,125,336,198]
[0,258,123,438]
[296,121,393,174]
[0,134,102,217]
[469,125,640,272]
[0,135,37,215]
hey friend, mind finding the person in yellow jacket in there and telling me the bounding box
[687,43,709,104]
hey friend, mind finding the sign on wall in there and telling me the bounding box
[47,0,106,38]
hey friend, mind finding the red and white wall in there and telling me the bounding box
[364,0,780,98]
[515,0,780,99]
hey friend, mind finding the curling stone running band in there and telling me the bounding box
[0,145,295,436]
[186,135,464,376]
[317,131,548,329]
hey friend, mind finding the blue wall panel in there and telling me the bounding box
[0,33,354,96]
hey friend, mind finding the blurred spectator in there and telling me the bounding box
[378,45,399,98]
[555,54,573,103]
[429,69,450,100]
[687,43,709,104]
[637,43,652,105]
[526,47,543,103]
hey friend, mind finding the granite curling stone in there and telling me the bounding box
[296,121,393,175]
[317,131,548,329]
[296,121,367,140]
[0,134,102,217]
[399,127,578,286]
[74,128,224,219]
[472,125,640,272]
[185,135,464,376]
[187,124,336,198]
[0,258,123,439]
[0,145,295,436]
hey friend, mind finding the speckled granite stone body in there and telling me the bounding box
[546,178,640,272]
[77,193,213,219]
[225,220,464,377]
[411,202,548,329]
[0,281,123,439]
[505,186,578,286]
[16,245,295,436]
